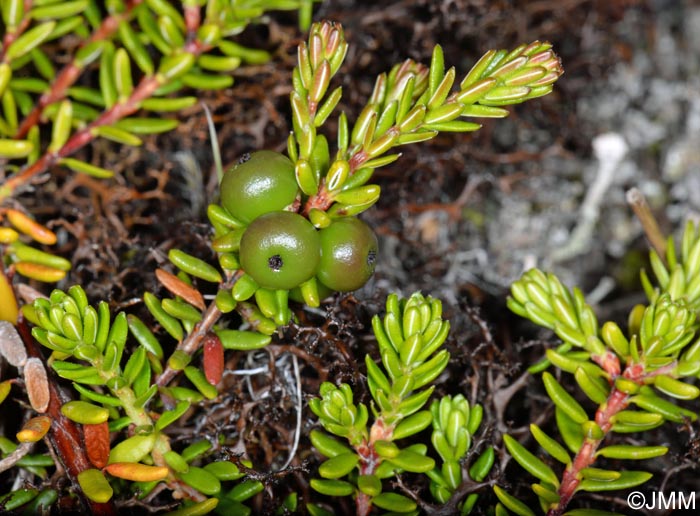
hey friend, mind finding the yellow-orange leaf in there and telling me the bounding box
[0,380,12,405]
[0,270,18,323]
[6,209,56,245]
[104,462,169,482]
[14,262,66,282]
[17,415,51,442]
[0,227,19,243]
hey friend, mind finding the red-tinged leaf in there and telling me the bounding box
[155,268,205,310]
[203,334,224,385]
[84,421,110,468]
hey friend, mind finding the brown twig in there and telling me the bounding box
[155,299,224,388]
[155,271,241,388]
[267,343,329,382]
[626,187,667,261]
[0,441,34,474]
[411,478,492,516]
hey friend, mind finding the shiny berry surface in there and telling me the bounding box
[317,217,378,292]
[239,211,320,290]
[219,150,299,223]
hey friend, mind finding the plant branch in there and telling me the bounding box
[1,9,216,202]
[0,441,33,474]
[1,75,161,200]
[155,298,223,387]
[16,317,117,515]
[0,0,34,64]
[13,0,144,140]
[155,271,242,388]
[548,359,672,516]
[1,33,216,201]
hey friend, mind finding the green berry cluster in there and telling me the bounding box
[205,19,564,330]
[211,150,378,320]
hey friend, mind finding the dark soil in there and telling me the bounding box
[6,0,700,514]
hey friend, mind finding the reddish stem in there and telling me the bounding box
[2,2,214,201]
[549,390,629,516]
[2,75,161,198]
[547,360,675,516]
[348,149,368,172]
[300,147,370,216]
[354,418,395,516]
[301,179,332,216]
[184,4,201,42]
[155,271,240,389]
[0,0,33,64]
[155,299,223,388]
[17,317,117,515]
[356,443,380,516]
[14,0,144,140]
